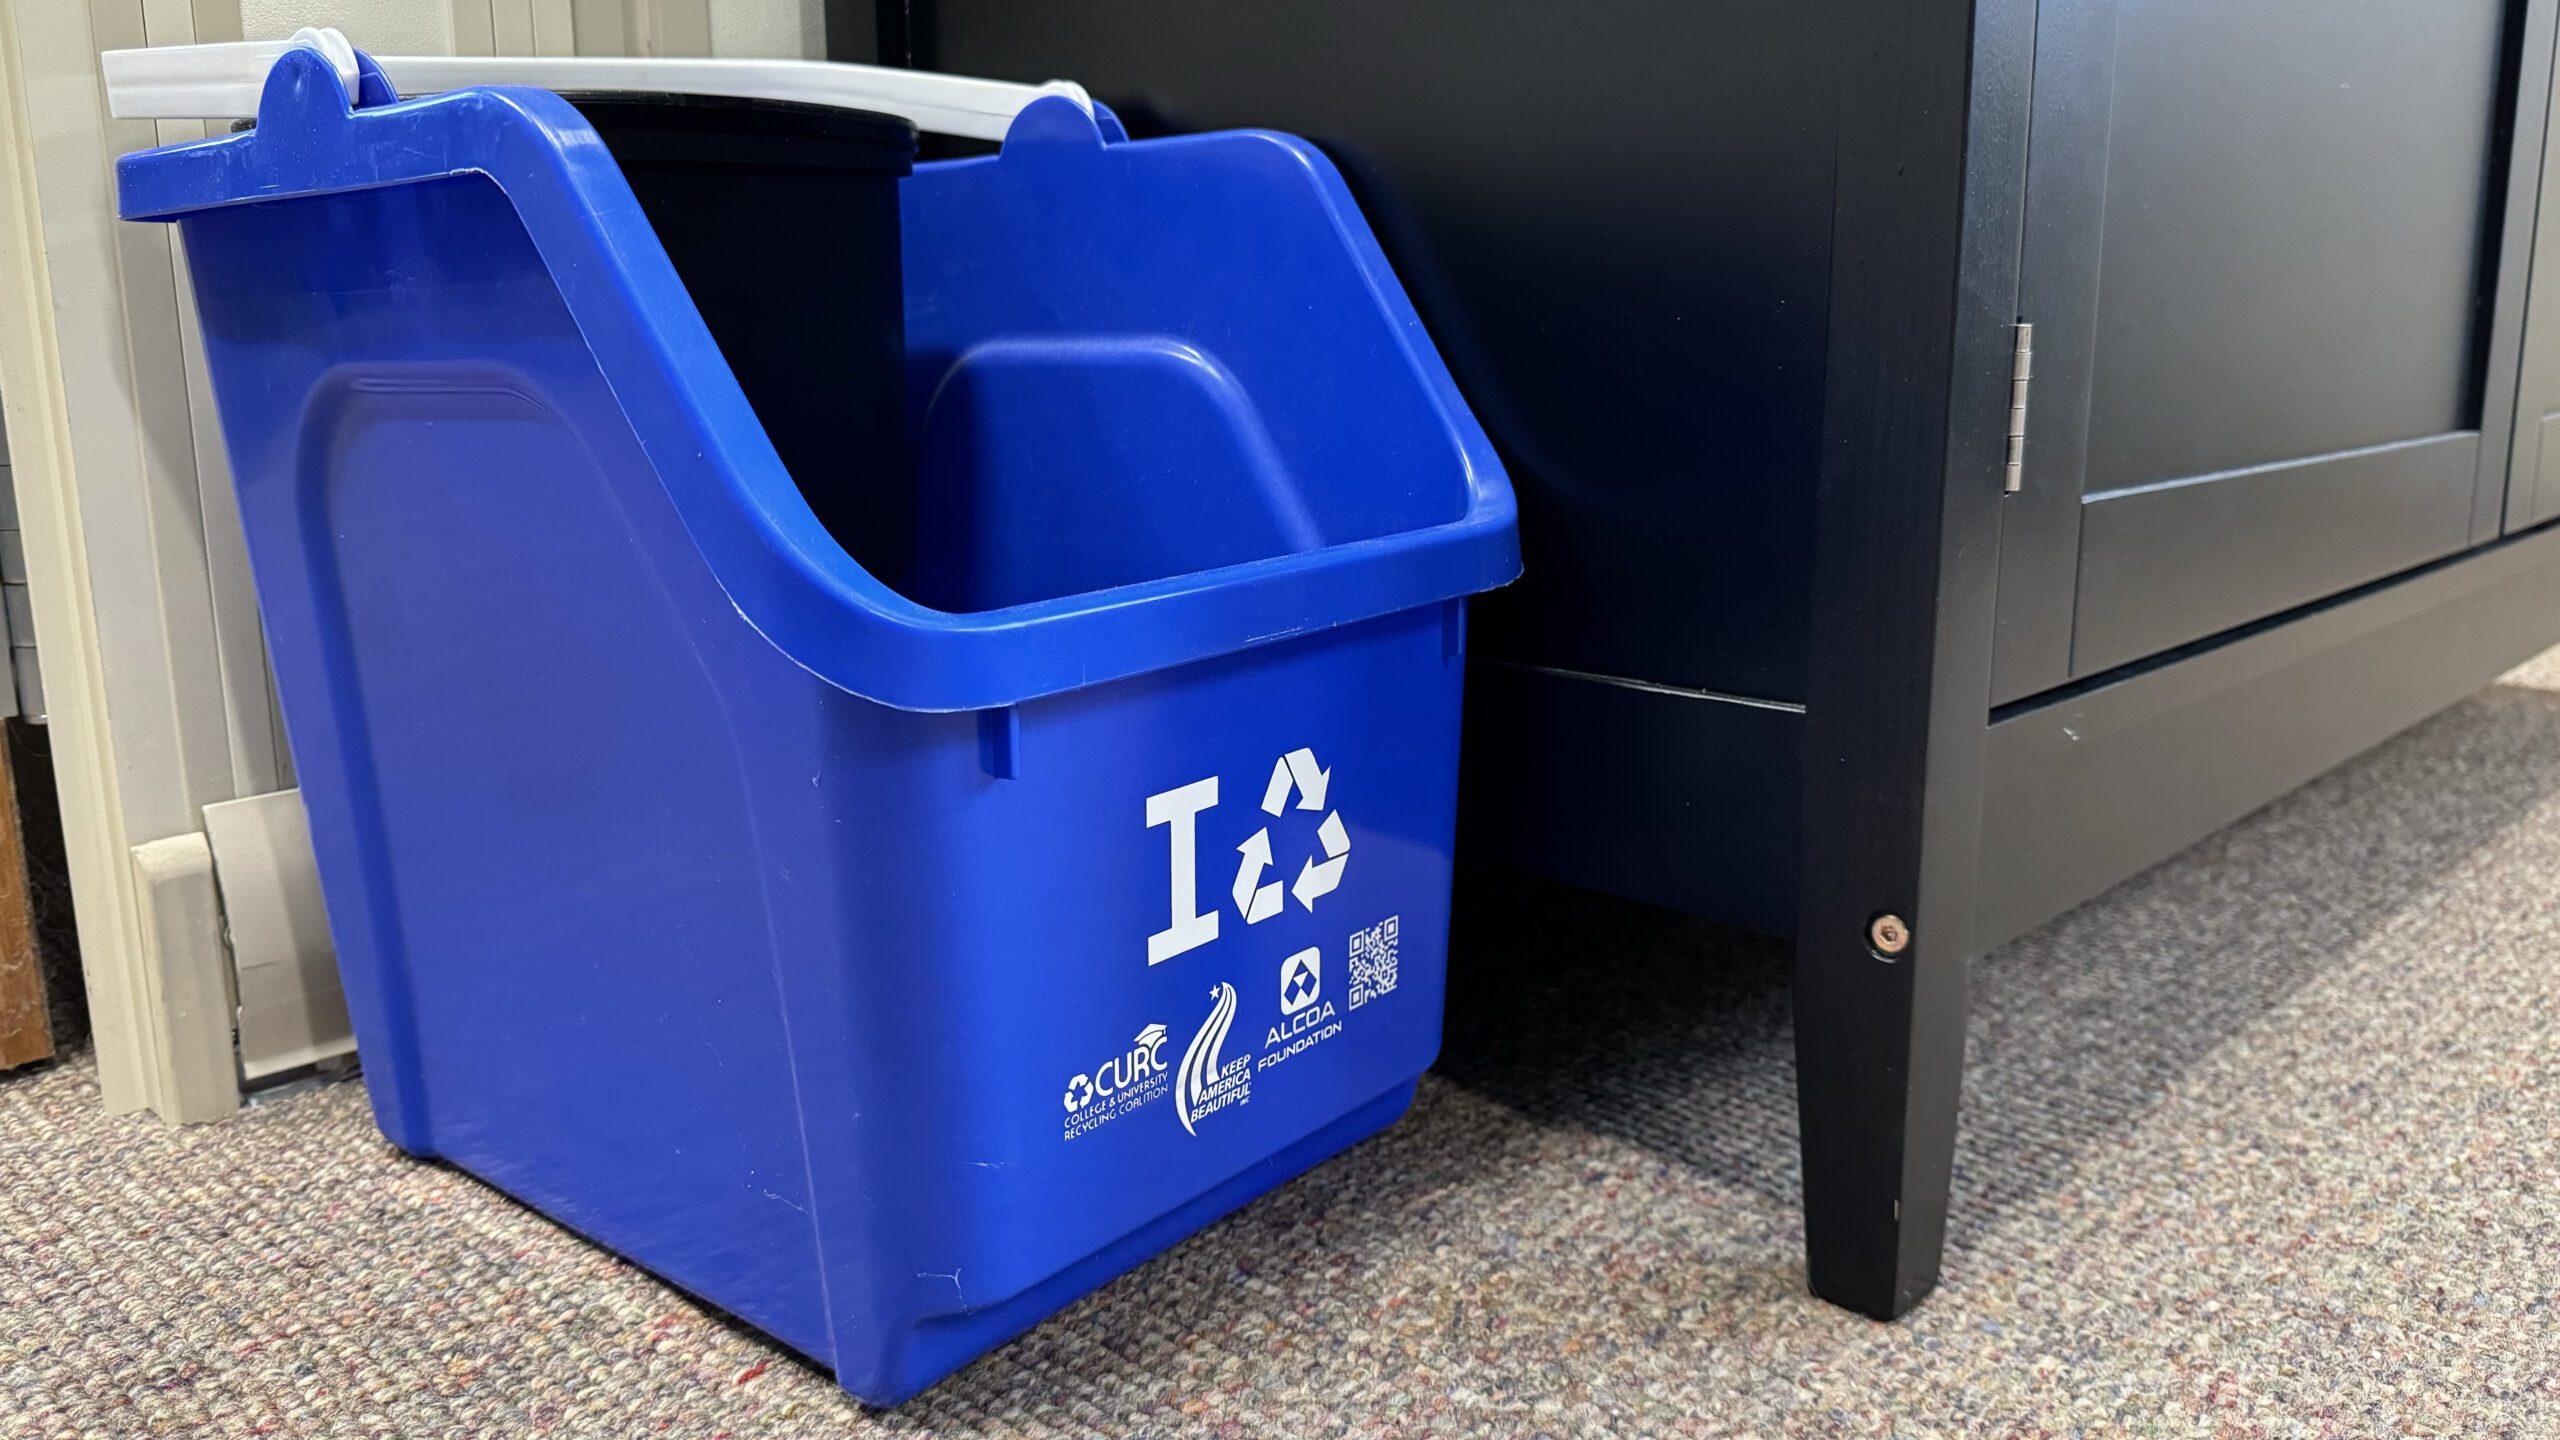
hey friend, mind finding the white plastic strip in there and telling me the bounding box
[376,56,1089,142]
[102,32,1089,142]
[102,27,359,121]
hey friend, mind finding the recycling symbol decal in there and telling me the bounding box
[1232,747,1349,923]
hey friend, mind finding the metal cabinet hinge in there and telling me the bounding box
[2004,321,2032,495]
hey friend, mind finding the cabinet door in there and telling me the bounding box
[1991,0,2554,702]
[2503,25,2560,532]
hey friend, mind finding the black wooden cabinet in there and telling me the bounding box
[855,0,2560,1319]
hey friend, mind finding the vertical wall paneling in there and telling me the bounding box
[451,0,495,54]
[491,0,535,55]
[99,0,240,830]
[152,0,286,803]
[530,0,574,54]
[571,0,628,55]
[188,0,239,43]
[653,0,712,56]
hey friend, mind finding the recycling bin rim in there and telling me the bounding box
[117,51,1521,715]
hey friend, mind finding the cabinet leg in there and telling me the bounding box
[1792,906,1969,1318]
[1790,0,2029,1322]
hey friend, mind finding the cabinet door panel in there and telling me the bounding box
[2074,434,2479,674]
[2083,5,2495,492]
[1992,0,2549,701]
[2503,17,2560,532]
[2511,412,2560,526]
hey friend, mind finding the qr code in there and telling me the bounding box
[1348,916,1400,1009]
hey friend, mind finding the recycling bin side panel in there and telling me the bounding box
[786,602,1468,1395]
[172,172,841,1356]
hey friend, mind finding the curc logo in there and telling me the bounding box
[1145,748,1351,965]
[1063,1023,1169,1114]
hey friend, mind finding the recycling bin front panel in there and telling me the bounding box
[796,606,1462,1311]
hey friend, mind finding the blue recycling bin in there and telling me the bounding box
[117,48,1516,1404]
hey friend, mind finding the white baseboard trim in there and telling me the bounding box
[128,832,238,1122]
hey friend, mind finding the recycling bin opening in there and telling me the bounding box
[583,87,1480,616]
[115,39,1518,1407]
[566,91,920,585]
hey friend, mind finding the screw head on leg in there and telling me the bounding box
[1868,913,1911,959]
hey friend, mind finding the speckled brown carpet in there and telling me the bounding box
[9,657,2560,1437]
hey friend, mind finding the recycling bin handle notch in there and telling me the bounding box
[101,27,1090,142]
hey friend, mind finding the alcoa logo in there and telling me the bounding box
[1145,747,1350,966]
[1280,947,1321,1015]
